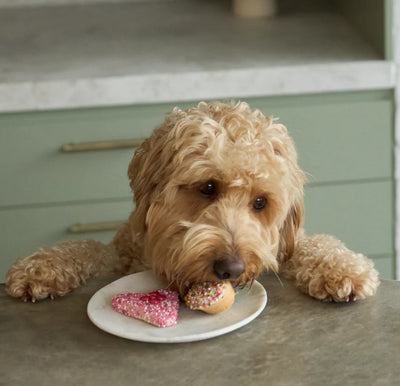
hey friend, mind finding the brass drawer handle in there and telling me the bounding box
[68,221,124,233]
[61,139,144,152]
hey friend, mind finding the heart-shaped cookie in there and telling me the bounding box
[111,289,179,327]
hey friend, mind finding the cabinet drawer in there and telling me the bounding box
[304,180,394,257]
[1,93,393,207]
[0,103,193,207]
[1,181,393,282]
[251,94,393,184]
[0,199,132,282]
[1,188,393,284]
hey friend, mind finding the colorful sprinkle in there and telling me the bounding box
[111,289,179,328]
[185,282,225,310]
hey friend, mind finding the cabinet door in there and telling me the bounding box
[0,200,132,282]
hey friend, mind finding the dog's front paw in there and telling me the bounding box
[286,235,381,302]
[6,252,76,302]
[307,252,380,302]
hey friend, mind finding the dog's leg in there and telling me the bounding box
[281,234,380,302]
[6,240,120,302]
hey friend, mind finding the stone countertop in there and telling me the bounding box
[1,274,399,386]
[0,0,395,113]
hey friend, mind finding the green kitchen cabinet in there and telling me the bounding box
[0,91,394,281]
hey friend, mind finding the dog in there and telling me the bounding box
[6,101,380,302]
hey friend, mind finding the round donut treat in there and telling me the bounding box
[184,281,235,314]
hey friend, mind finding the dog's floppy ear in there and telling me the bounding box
[278,199,305,262]
[127,122,173,233]
[270,123,306,263]
[128,126,166,203]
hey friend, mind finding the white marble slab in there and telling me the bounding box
[0,61,395,113]
[0,1,396,112]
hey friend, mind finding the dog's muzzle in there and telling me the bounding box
[213,257,245,280]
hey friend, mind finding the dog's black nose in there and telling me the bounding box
[213,257,245,280]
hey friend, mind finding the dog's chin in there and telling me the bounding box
[156,264,264,297]
[164,276,250,298]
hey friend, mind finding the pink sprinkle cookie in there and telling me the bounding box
[111,289,179,327]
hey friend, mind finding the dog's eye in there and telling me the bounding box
[253,196,267,211]
[200,181,217,196]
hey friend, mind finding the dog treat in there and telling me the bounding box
[111,289,179,327]
[185,281,235,314]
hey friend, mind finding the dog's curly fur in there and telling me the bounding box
[6,101,380,302]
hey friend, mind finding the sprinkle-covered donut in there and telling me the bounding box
[184,281,235,314]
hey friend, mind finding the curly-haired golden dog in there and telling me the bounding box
[6,102,379,302]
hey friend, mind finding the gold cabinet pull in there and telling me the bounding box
[68,221,124,233]
[61,139,144,152]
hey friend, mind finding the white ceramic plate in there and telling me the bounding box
[87,270,267,343]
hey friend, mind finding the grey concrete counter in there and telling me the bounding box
[1,275,399,386]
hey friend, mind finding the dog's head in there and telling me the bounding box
[128,102,305,293]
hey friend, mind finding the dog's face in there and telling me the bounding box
[129,102,305,293]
